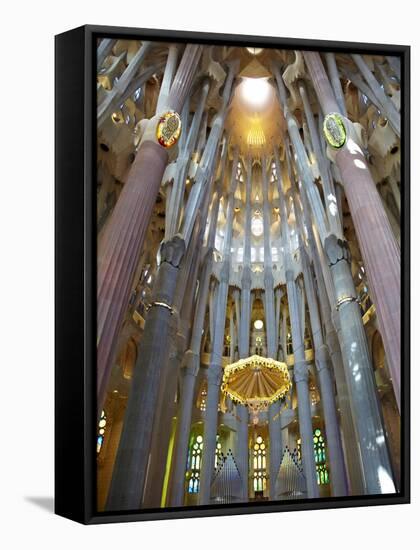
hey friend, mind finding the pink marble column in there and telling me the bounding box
[97,44,202,410]
[303,51,401,411]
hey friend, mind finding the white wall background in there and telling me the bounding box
[0,1,417,547]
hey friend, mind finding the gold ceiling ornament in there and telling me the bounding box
[221,355,291,420]
[156,111,182,148]
[323,113,347,149]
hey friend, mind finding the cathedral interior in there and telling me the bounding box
[96,38,401,511]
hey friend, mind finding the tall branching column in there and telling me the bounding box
[301,247,348,495]
[299,188,365,494]
[143,131,228,508]
[274,150,319,498]
[261,157,283,499]
[97,45,203,412]
[324,234,394,494]
[290,175,348,495]
[106,235,186,511]
[303,51,401,411]
[143,221,202,508]
[165,78,211,239]
[199,149,239,505]
[286,271,320,498]
[97,41,153,127]
[169,154,226,506]
[236,157,253,501]
[275,65,394,494]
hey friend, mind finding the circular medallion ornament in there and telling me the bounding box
[156,111,182,148]
[323,113,347,149]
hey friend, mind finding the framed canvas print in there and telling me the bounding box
[55,25,410,524]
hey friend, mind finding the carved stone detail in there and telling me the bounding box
[294,360,309,383]
[324,234,351,266]
[160,235,186,267]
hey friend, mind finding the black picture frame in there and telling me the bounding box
[55,24,410,525]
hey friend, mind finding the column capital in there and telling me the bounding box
[294,360,309,383]
[181,349,200,377]
[315,345,331,373]
[324,234,351,266]
[285,269,295,283]
[202,246,214,266]
[241,264,252,289]
[207,365,222,387]
[263,268,274,289]
[220,258,230,283]
[160,234,186,267]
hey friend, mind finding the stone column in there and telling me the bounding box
[274,150,319,498]
[199,149,239,505]
[97,41,153,126]
[236,402,249,501]
[156,45,179,113]
[230,306,236,361]
[276,61,396,493]
[234,157,253,500]
[166,78,211,238]
[324,234,395,494]
[142,131,228,507]
[169,249,215,506]
[351,54,400,136]
[261,157,283,499]
[301,247,348,496]
[291,178,348,495]
[286,270,320,498]
[303,51,401,411]
[298,81,341,239]
[167,157,227,508]
[97,38,116,71]
[325,53,347,117]
[142,222,202,508]
[237,261,251,500]
[181,61,239,245]
[275,287,282,358]
[106,236,186,511]
[97,45,203,412]
[299,186,365,494]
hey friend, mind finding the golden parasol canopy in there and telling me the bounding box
[221,355,291,410]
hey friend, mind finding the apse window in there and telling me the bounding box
[240,77,272,110]
[251,214,264,237]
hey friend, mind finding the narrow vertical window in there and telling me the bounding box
[253,435,267,493]
[188,434,203,493]
[97,410,107,454]
[297,428,329,485]
[313,429,329,485]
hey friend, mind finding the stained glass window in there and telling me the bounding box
[215,436,222,468]
[187,434,223,494]
[187,434,203,493]
[253,435,267,493]
[297,428,329,485]
[314,428,329,485]
[97,410,107,454]
[251,214,263,237]
[199,384,207,412]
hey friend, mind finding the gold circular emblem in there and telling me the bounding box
[323,113,347,149]
[156,111,182,148]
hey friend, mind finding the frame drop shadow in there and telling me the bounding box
[25,496,54,514]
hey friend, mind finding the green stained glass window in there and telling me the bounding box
[297,428,330,485]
